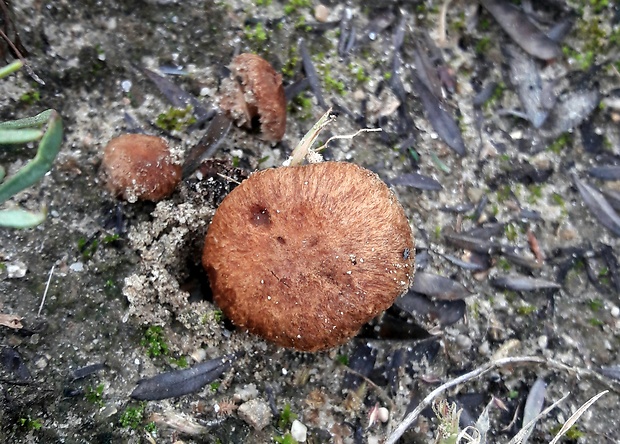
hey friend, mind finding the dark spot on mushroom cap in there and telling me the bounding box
[249,204,271,227]
[202,161,415,352]
[102,134,181,203]
[219,53,287,142]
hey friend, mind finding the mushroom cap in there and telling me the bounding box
[102,134,181,202]
[219,53,286,142]
[203,161,415,351]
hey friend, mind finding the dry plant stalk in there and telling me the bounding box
[386,356,615,444]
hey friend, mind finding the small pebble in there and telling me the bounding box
[537,335,548,350]
[190,348,206,362]
[238,399,272,430]
[235,383,259,401]
[291,419,308,442]
[377,407,389,423]
[98,405,117,419]
[314,4,329,22]
[70,262,84,272]
[455,334,472,349]
[6,261,27,278]
[33,354,49,370]
[478,341,490,356]
[610,306,619,318]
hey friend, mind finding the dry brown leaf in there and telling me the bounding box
[0,313,23,329]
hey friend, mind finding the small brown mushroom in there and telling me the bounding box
[219,53,286,142]
[102,134,181,202]
[202,161,415,352]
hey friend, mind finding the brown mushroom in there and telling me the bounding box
[219,53,286,142]
[102,134,181,202]
[202,161,415,352]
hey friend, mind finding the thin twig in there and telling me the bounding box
[216,173,241,185]
[387,356,541,443]
[507,392,570,444]
[437,0,453,47]
[385,355,618,444]
[38,264,55,317]
[0,28,44,85]
[314,128,382,153]
[548,390,608,444]
[339,364,395,413]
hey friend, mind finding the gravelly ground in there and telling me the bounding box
[1,1,620,443]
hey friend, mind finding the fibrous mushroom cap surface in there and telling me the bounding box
[203,161,415,351]
[219,53,286,142]
[102,134,181,202]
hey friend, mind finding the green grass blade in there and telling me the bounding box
[0,60,24,79]
[0,111,63,205]
[0,109,53,130]
[0,208,46,228]
[0,128,43,144]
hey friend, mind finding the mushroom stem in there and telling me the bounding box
[285,108,335,167]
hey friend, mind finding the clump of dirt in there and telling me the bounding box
[123,176,235,350]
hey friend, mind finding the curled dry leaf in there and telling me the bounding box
[411,70,466,156]
[410,271,472,300]
[491,274,561,291]
[0,313,23,329]
[588,165,620,181]
[480,0,561,60]
[504,44,551,128]
[389,173,443,191]
[131,355,235,401]
[574,175,620,237]
[540,89,600,139]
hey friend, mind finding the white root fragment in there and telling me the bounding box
[284,107,382,166]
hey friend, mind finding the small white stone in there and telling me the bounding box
[190,348,206,362]
[6,261,27,278]
[377,407,390,423]
[291,419,308,442]
[238,399,272,430]
[70,262,84,272]
[537,335,548,350]
[611,306,620,318]
[314,4,329,22]
[33,354,49,369]
[455,334,472,349]
[478,341,490,356]
[235,383,259,401]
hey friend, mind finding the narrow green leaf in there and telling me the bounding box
[0,60,24,79]
[0,208,46,228]
[0,128,43,144]
[0,109,54,130]
[0,111,63,205]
